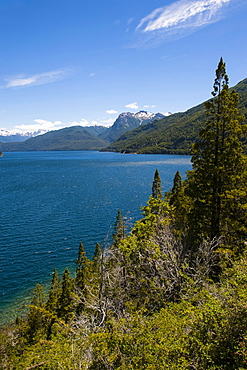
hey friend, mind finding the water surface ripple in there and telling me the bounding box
[0,151,191,323]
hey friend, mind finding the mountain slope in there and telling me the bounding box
[0,126,110,152]
[99,111,167,143]
[0,131,34,143]
[81,125,108,137]
[104,78,247,154]
[0,125,108,143]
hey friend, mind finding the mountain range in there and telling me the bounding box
[98,111,169,143]
[0,125,109,144]
[1,77,247,153]
[0,129,42,143]
[103,78,247,154]
[0,111,165,152]
[0,127,110,152]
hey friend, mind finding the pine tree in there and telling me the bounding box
[112,210,125,248]
[58,267,74,322]
[187,58,247,249]
[145,169,166,216]
[93,242,102,270]
[26,284,47,342]
[46,268,60,313]
[169,171,188,235]
[169,171,183,207]
[152,169,162,199]
[75,241,97,315]
[75,241,89,290]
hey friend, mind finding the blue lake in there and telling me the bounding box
[0,151,191,323]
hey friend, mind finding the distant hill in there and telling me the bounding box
[103,78,247,154]
[82,125,108,137]
[0,130,39,143]
[0,112,170,152]
[0,125,108,143]
[99,111,168,143]
[0,126,110,152]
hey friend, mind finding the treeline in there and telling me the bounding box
[1,58,247,369]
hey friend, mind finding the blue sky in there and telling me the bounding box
[0,0,247,133]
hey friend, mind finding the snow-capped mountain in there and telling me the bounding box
[98,111,170,143]
[115,111,171,125]
[0,126,107,143]
[0,129,46,143]
[0,111,171,144]
[131,111,171,124]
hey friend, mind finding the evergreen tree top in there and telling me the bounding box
[212,57,229,96]
[152,169,162,199]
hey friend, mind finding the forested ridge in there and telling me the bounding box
[104,77,247,155]
[0,126,110,152]
[1,59,247,369]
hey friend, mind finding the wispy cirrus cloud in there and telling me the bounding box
[135,0,233,45]
[2,68,71,89]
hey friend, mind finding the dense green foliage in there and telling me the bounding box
[0,126,110,152]
[2,196,247,369]
[105,78,247,154]
[1,60,247,369]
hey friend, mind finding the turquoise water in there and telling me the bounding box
[0,151,191,323]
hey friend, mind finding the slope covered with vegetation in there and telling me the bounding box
[0,126,110,152]
[1,59,247,369]
[104,78,247,154]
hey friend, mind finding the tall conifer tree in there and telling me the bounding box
[75,241,89,290]
[143,169,165,216]
[169,171,187,235]
[112,210,125,248]
[58,267,74,321]
[152,169,162,199]
[187,58,247,249]
[46,268,60,313]
[26,284,46,342]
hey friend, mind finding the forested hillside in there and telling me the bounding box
[1,59,247,369]
[0,126,110,152]
[0,112,166,152]
[104,78,247,154]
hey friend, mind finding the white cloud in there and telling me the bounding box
[89,73,95,77]
[8,77,37,87]
[15,119,65,133]
[144,104,156,109]
[68,118,92,127]
[2,68,71,89]
[12,116,113,134]
[136,0,233,44]
[125,102,139,110]
[106,109,118,114]
[100,118,116,126]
